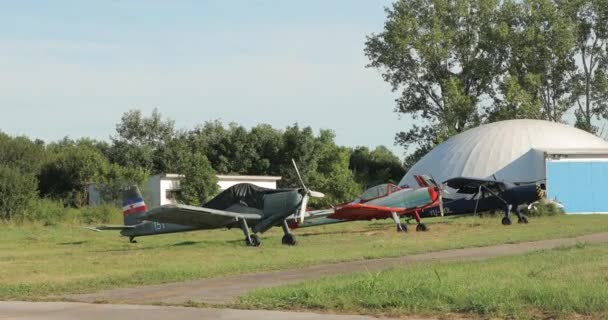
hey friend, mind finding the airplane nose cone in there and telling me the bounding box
[428,186,440,202]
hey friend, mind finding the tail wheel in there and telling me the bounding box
[281,234,297,246]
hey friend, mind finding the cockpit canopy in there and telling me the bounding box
[359,183,403,202]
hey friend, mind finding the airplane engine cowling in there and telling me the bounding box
[252,190,302,234]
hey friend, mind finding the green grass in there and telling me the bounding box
[238,243,608,319]
[0,214,606,301]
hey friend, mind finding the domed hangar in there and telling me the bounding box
[399,119,608,214]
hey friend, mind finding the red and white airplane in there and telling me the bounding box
[290,175,444,232]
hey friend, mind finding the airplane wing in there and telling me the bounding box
[285,208,343,229]
[288,206,378,228]
[443,177,507,194]
[305,208,336,218]
[137,204,262,228]
[330,203,402,220]
[85,225,136,232]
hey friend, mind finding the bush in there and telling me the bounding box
[80,205,119,224]
[24,199,69,225]
[524,199,566,217]
[0,165,38,220]
[13,199,121,226]
[38,145,109,207]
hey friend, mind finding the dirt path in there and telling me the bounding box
[65,232,608,305]
[0,301,418,320]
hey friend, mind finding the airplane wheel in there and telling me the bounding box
[129,237,137,243]
[281,234,297,246]
[416,223,428,232]
[501,217,512,226]
[246,234,261,247]
[397,223,408,232]
[518,215,529,224]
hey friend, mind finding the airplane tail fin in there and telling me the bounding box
[413,175,429,188]
[122,185,147,226]
[414,175,439,188]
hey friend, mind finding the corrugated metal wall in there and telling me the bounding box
[546,160,608,213]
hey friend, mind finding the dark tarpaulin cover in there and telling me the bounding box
[203,183,294,211]
[444,177,508,194]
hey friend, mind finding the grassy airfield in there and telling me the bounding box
[0,214,607,302]
[239,243,608,319]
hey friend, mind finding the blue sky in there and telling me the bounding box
[0,0,410,155]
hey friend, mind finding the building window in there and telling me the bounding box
[166,189,181,201]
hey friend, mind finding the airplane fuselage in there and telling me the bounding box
[120,221,202,238]
[420,184,541,218]
[121,189,304,238]
[328,187,437,220]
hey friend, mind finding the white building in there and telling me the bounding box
[146,173,282,207]
[400,119,608,213]
[216,175,282,190]
[146,173,184,207]
[89,174,282,207]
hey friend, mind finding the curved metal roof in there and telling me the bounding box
[400,119,608,187]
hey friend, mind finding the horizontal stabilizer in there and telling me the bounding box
[84,225,136,232]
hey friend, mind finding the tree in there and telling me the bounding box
[186,121,253,174]
[38,144,110,206]
[0,132,47,176]
[97,164,148,205]
[186,121,283,175]
[247,124,283,175]
[177,152,219,205]
[109,109,175,171]
[278,124,323,189]
[155,132,219,204]
[365,0,506,157]
[0,165,38,220]
[403,144,434,173]
[113,108,175,148]
[310,146,362,207]
[350,146,405,188]
[280,126,361,206]
[563,0,608,133]
[490,0,577,122]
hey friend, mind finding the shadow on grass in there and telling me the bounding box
[59,241,89,245]
[297,226,388,237]
[172,241,201,247]
[91,246,159,253]
[92,237,253,252]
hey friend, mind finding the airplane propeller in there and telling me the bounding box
[291,159,325,224]
[428,175,448,217]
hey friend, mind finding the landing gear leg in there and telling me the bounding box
[413,210,428,232]
[129,236,137,243]
[281,219,297,246]
[240,219,261,247]
[515,206,528,224]
[502,205,513,226]
[391,211,408,232]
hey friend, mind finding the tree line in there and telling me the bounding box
[0,109,405,221]
[365,0,608,166]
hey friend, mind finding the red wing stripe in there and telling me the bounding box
[337,203,398,212]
